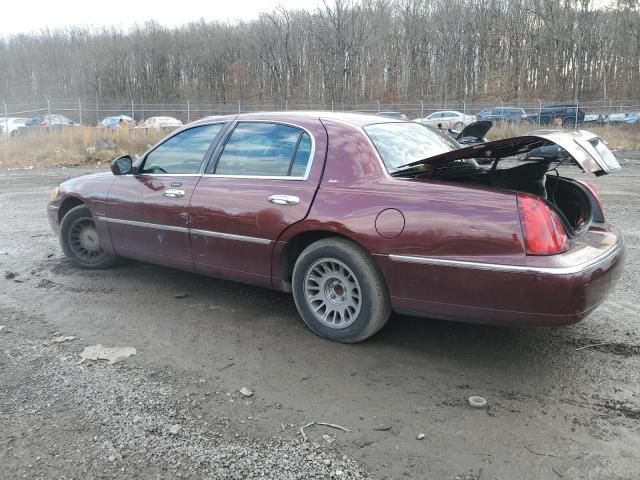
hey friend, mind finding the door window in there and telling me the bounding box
[142,123,224,174]
[214,122,313,177]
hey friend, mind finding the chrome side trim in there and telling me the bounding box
[97,216,272,245]
[388,238,624,275]
[96,216,189,233]
[202,174,307,181]
[190,228,271,245]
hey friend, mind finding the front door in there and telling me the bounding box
[189,120,326,287]
[105,123,226,270]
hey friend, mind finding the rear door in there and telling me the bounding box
[105,123,226,270]
[189,119,327,287]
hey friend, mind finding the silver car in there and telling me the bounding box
[414,110,476,130]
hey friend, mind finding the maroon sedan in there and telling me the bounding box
[48,112,624,343]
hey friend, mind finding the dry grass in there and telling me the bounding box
[487,122,640,150]
[0,127,169,169]
[1,122,638,170]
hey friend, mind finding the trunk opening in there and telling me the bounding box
[426,160,595,236]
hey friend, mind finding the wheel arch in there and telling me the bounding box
[58,196,86,223]
[277,230,371,290]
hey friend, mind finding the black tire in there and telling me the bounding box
[563,117,576,128]
[292,237,391,343]
[453,121,464,131]
[59,205,117,269]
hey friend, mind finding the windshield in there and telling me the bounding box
[364,122,458,171]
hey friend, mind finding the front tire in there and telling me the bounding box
[453,121,464,131]
[292,238,391,343]
[59,205,117,269]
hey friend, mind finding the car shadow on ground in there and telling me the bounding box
[58,257,577,377]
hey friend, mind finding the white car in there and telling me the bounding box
[136,116,183,129]
[1,117,27,137]
[414,111,476,130]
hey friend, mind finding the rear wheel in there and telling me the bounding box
[292,238,391,343]
[563,117,576,128]
[59,205,117,269]
[453,121,464,131]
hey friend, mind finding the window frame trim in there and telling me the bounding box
[203,120,316,181]
[135,122,230,176]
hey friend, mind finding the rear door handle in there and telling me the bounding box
[268,194,300,206]
[163,188,185,198]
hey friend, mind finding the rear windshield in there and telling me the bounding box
[364,122,457,171]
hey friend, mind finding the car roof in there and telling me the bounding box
[189,111,401,128]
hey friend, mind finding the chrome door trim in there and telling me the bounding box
[388,237,624,276]
[97,216,271,245]
[96,216,189,234]
[190,228,272,245]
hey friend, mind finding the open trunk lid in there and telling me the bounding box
[456,120,493,140]
[397,130,621,176]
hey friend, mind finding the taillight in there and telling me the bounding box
[516,193,568,255]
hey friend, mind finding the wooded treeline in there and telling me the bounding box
[0,0,638,106]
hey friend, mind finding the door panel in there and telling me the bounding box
[189,178,317,286]
[106,175,200,270]
[188,119,327,287]
[104,123,226,269]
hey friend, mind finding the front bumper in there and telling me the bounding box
[47,203,60,235]
[380,227,625,326]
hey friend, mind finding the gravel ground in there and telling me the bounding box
[0,307,366,479]
[1,152,640,479]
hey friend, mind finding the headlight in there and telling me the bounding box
[50,186,60,201]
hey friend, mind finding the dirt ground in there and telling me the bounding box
[1,154,639,480]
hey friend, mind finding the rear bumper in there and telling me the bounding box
[380,227,625,326]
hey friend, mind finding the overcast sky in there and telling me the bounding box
[1,0,324,35]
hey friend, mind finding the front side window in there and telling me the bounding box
[214,122,312,177]
[364,122,458,171]
[142,124,224,174]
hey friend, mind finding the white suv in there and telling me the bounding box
[1,117,27,137]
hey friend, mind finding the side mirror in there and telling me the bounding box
[111,155,133,175]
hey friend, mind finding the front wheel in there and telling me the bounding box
[563,117,576,128]
[292,238,391,343]
[453,121,464,131]
[59,205,117,269]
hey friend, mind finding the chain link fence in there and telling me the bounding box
[2,97,640,134]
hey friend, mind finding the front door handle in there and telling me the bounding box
[268,194,300,206]
[163,188,185,198]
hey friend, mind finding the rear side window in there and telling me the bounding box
[143,124,224,174]
[214,122,313,177]
[364,122,458,171]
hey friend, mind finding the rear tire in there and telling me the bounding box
[59,205,117,269]
[563,117,576,128]
[453,121,464,131]
[292,238,391,343]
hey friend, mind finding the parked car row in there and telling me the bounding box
[2,114,184,137]
[98,115,184,129]
[407,105,639,129]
